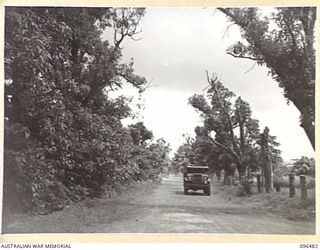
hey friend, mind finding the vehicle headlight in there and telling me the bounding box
[203,177,210,182]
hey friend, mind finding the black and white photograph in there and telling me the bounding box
[1,5,316,236]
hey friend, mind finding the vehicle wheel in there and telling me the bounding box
[184,187,188,195]
[204,186,211,195]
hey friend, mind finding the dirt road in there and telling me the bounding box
[3,175,315,234]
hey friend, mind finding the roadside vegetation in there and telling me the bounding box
[212,177,315,222]
[172,76,315,220]
[4,7,170,215]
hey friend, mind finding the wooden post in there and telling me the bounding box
[224,175,230,185]
[300,175,308,200]
[289,174,295,197]
[221,169,225,184]
[216,170,221,181]
[261,170,265,192]
[257,174,262,193]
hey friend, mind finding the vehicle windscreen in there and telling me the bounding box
[186,168,208,174]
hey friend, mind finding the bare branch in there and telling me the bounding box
[145,76,154,88]
[202,84,211,92]
[131,36,142,42]
[113,9,144,48]
[118,73,143,89]
[208,136,240,163]
[212,8,217,16]
[205,70,211,85]
[138,77,159,94]
[244,61,257,73]
[221,23,235,41]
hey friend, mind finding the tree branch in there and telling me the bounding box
[221,23,235,41]
[208,136,240,164]
[283,18,297,51]
[244,61,257,73]
[227,52,262,61]
[118,73,144,89]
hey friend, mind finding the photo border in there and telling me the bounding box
[0,0,319,243]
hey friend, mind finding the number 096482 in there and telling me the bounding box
[300,244,318,248]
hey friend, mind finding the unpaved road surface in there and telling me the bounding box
[3,175,315,234]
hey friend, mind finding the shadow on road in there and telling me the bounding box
[175,191,206,196]
[175,191,185,195]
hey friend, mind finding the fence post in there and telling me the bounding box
[216,170,221,181]
[300,175,308,200]
[289,174,295,197]
[257,174,262,193]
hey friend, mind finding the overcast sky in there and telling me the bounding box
[104,7,314,161]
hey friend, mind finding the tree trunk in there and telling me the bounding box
[245,166,252,194]
[291,93,315,150]
[264,163,272,193]
[261,127,273,193]
[289,174,296,197]
[257,174,262,192]
[299,107,315,149]
[237,115,246,158]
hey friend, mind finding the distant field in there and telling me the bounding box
[276,175,315,189]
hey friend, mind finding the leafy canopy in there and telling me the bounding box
[4,7,170,215]
[218,7,316,149]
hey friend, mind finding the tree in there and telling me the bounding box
[128,122,153,146]
[171,136,195,173]
[293,156,315,177]
[189,73,261,177]
[4,7,148,214]
[130,134,171,180]
[193,126,218,170]
[147,138,172,175]
[218,7,316,149]
[189,73,282,193]
[5,7,146,124]
[127,122,171,180]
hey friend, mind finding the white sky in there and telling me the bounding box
[104,7,315,161]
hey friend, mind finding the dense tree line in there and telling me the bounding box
[4,7,170,214]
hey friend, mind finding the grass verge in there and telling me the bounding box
[212,178,315,222]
